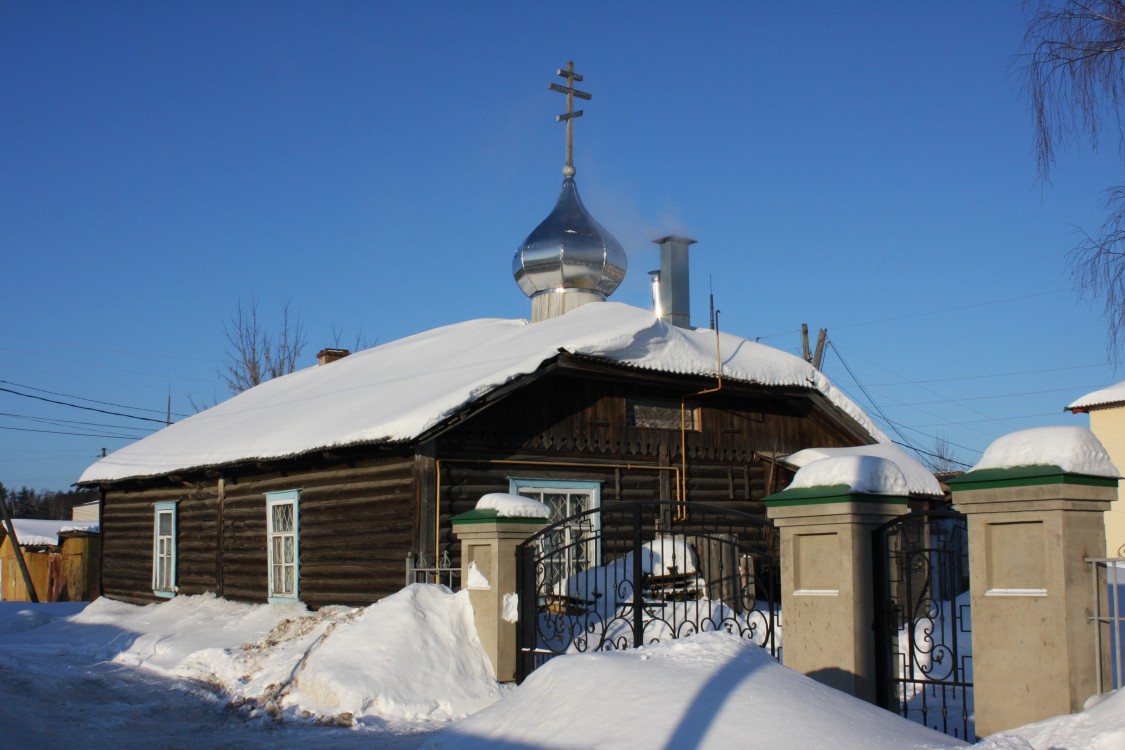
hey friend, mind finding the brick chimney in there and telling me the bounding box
[316,348,350,366]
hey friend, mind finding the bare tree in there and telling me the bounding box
[1024,1,1125,354]
[221,298,307,394]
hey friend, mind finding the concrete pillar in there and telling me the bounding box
[765,485,908,701]
[451,508,546,683]
[948,466,1115,736]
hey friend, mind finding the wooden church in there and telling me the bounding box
[78,64,903,609]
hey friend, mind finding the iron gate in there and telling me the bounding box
[516,499,778,682]
[873,509,974,740]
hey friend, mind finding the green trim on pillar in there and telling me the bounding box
[763,484,910,508]
[451,508,550,525]
[947,465,1119,491]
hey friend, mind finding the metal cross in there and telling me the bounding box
[549,61,591,177]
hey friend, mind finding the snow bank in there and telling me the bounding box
[972,426,1118,477]
[789,454,910,496]
[977,689,1125,750]
[0,587,502,729]
[202,584,503,727]
[476,493,550,518]
[425,632,963,750]
[1,518,99,546]
[785,443,942,496]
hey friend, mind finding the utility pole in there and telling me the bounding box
[0,492,39,602]
[801,323,811,363]
[812,329,828,370]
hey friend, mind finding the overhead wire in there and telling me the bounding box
[824,341,939,471]
[0,386,171,424]
[0,379,190,419]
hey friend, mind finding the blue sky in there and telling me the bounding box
[1,1,1120,490]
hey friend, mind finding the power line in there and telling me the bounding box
[862,363,1111,387]
[0,379,190,419]
[754,288,1070,341]
[0,411,156,434]
[0,425,140,440]
[826,341,937,470]
[0,386,170,424]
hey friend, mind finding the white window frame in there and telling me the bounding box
[266,490,301,604]
[152,501,178,598]
[508,478,602,581]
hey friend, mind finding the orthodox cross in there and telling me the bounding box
[549,61,591,178]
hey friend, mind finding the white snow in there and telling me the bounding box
[475,493,550,519]
[1067,380,1125,412]
[976,690,1125,750]
[465,561,490,590]
[0,591,1122,748]
[971,426,1119,477]
[426,632,959,750]
[79,303,886,484]
[788,454,910,496]
[785,442,942,496]
[0,518,99,547]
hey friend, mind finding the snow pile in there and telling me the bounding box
[788,455,910,496]
[475,493,550,518]
[977,689,1125,750]
[786,443,942,496]
[972,426,1119,477]
[0,587,502,729]
[425,632,962,750]
[80,303,885,483]
[1,518,99,546]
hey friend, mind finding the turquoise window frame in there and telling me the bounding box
[152,501,178,598]
[266,490,301,604]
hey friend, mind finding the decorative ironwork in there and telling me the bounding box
[516,500,778,682]
[873,510,974,741]
[405,550,461,589]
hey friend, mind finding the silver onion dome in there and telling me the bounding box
[512,177,627,300]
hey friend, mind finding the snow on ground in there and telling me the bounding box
[0,590,1122,749]
[426,632,960,750]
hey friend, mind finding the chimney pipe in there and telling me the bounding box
[654,236,696,328]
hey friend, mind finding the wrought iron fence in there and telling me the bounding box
[1087,556,1125,693]
[405,550,460,588]
[873,509,973,741]
[516,500,778,682]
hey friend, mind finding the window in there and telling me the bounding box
[266,490,300,603]
[626,398,699,431]
[152,502,177,597]
[509,478,601,586]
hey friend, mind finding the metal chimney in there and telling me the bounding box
[654,236,696,328]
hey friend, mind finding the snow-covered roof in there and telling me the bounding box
[1067,380,1125,412]
[1,519,99,547]
[79,303,886,484]
[784,443,941,496]
[971,425,1119,477]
